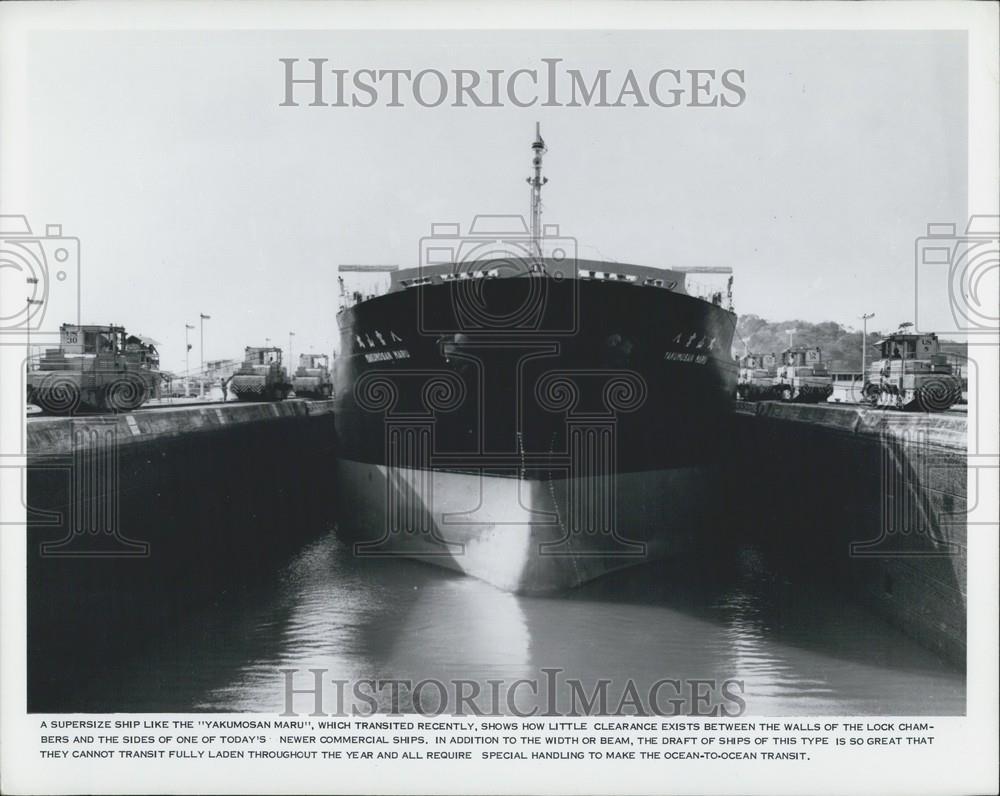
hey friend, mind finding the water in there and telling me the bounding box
[72,533,964,716]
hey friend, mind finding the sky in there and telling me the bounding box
[12,29,967,373]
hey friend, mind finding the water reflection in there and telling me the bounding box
[70,534,964,715]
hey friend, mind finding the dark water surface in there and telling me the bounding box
[70,533,964,716]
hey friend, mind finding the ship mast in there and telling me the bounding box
[527,122,548,263]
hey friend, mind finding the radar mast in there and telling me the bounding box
[527,122,548,264]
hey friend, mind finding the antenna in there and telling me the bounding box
[526,122,548,262]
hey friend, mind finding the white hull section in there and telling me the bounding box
[335,459,710,593]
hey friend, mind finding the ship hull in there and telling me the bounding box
[334,276,736,592]
[336,459,709,592]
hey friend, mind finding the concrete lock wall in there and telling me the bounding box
[25,398,965,711]
[722,402,967,668]
[26,401,337,711]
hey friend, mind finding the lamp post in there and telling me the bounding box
[289,331,295,369]
[26,306,44,371]
[199,313,210,397]
[25,299,38,371]
[860,312,875,382]
[185,324,195,396]
[25,277,42,370]
[199,314,210,372]
[786,327,797,349]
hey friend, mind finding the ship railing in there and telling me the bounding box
[336,262,732,310]
[438,269,500,282]
[338,273,478,310]
[576,269,687,292]
[578,269,638,283]
[399,276,434,288]
[403,270,502,287]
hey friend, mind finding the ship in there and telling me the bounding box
[333,125,738,593]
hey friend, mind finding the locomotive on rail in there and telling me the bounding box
[735,329,962,412]
[863,330,962,411]
[736,352,778,400]
[737,347,832,403]
[26,324,161,414]
[229,346,292,402]
[291,353,333,399]
[773,346,833,403]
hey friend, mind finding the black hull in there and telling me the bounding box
[334,277,736,592]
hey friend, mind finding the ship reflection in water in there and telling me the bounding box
[76,533,963,716]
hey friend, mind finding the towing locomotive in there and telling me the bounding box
[863,329,962,411]
[773,346,833,403]
[291,353,333,399]
[229,346,292,402]
[736,352,778,400]
[26,324,161,414]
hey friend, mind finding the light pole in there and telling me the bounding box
[199,313,210,397]
[859,312,875,381]
[199,313,210,372]
[786,327,797,349]
[25,277,42,370]
[185,323,195,396]
[25,304,44,369]
[289,331,295,369]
